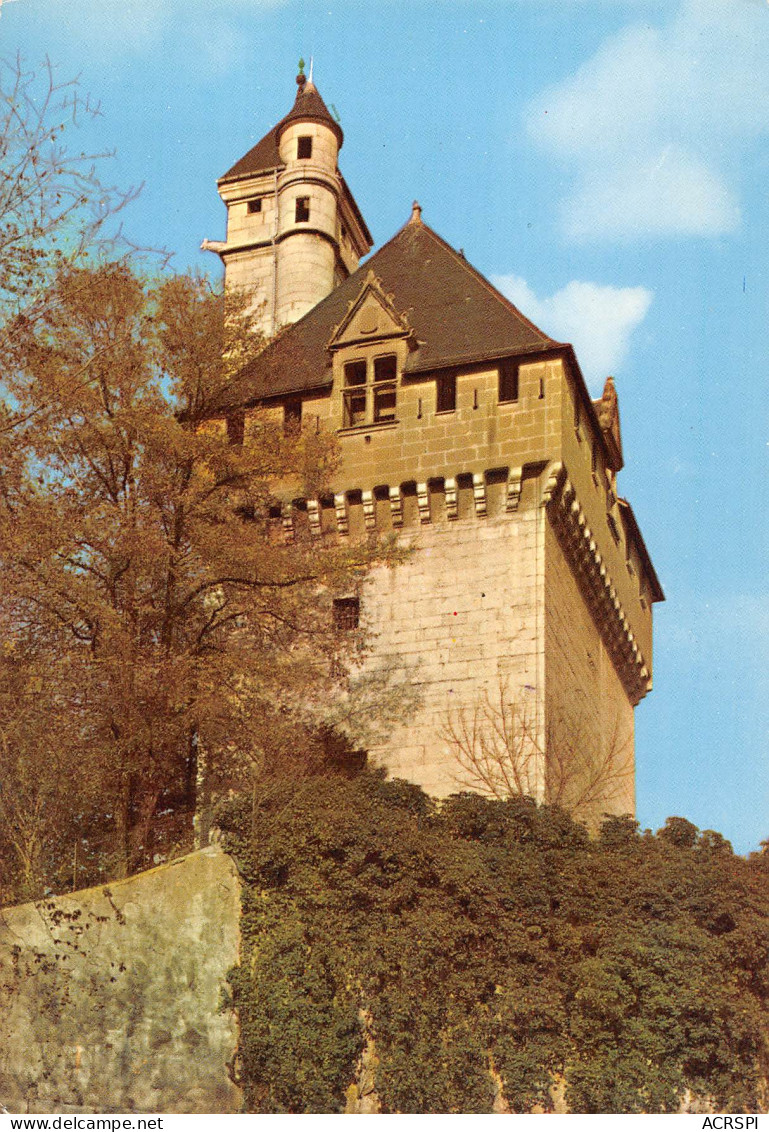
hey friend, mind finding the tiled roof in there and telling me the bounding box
[223,216,563,407]
[220,80,342,183]
[220,128,281,182]
[280,80,343,146]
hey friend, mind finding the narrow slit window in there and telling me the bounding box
[333,597,360,631]
[498,360,519,403]
[436,374,457,413]
[373,355,397,423]
[297,136,313,159]
[295,197,310,223]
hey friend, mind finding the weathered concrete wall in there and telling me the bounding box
[0,847,241,1115]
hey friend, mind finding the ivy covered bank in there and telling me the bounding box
[219,772,769,1114]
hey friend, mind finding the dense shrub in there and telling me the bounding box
[218,774,769,1113]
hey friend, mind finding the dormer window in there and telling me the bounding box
[373,355,397,422]
[342,355,398,428]
[297,136,313,159]
[295,197,310,223]
[343,361,367,427]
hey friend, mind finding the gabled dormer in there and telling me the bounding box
[327,270,416,430]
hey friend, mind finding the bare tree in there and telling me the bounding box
[441,678,634,825]
[0,55,145,310]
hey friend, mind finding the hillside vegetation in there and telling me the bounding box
[219,773,769,1114]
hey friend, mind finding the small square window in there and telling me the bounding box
[297,136,313,159]
[498,360,519,403]
[436,374,457,413]
[374,355,396,384]
[284,399,302,435]
[295,197,310,223]
[333,597,360,631]
[226,412,245,447]
[344,360,367,386]
[247,198,263,214]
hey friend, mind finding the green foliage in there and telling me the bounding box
[219,776,769,1114]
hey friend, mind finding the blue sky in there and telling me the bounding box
[2,0,767,852]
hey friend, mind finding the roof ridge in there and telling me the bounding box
[412,220,563,350]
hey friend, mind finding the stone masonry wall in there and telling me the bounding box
[545,520,635,824]
[363,502,544,797]
[0,847,241,1115]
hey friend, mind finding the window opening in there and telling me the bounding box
[333,597,360,631]
[343,360,367,428]
[284,398,302,435]
[342,356,398,427]
[247,198,263,214]
[373,355,397,423]
[226,412,245,447]
[295,197,310,223]
[436,374,457,413]
[498,360,519,403]
[297,136,313,159]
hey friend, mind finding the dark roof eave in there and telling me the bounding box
[405,340,567,376]
[618,498,665,603]
[339,173,373,247]
[217,164,284,188]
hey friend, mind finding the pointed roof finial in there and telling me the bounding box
[297,57,306,90]
[308,56,314,84]
[409,200,423,225]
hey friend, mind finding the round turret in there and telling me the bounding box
[208,64,372,338]
[273,70,345,325]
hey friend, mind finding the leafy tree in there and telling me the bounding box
[0,263,387,886]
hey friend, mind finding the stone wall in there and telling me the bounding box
[0,847,241,1115]
[544,519,635,823]
[363,495,545,798]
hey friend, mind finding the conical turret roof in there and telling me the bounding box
[220,70,342,184]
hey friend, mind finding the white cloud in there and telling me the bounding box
[491,274,652,385]
[526,0,769,241]
[42,0,285,60]
[561,146,740,242]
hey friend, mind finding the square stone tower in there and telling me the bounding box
[205,72,663,825]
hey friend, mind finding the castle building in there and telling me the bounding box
[204,68,664,823]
